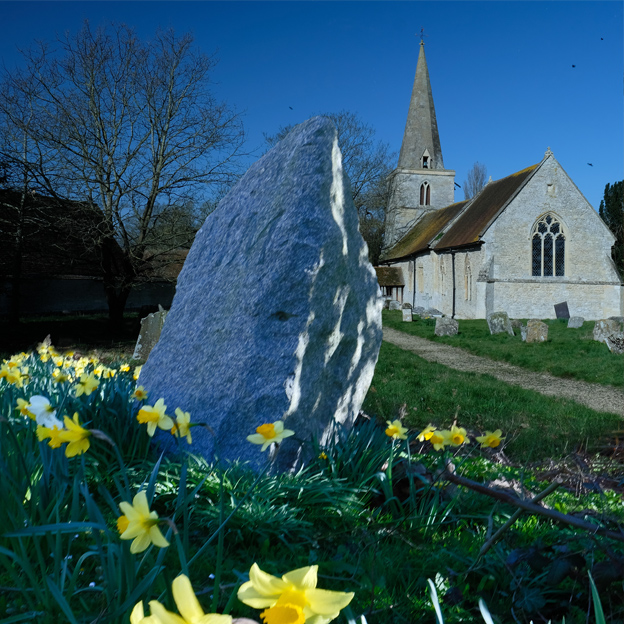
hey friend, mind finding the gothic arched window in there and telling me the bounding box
[420,181,431,206]
[531,214,565,277]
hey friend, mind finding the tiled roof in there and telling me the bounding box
[381,200,468,262]
[374,266,405,286]
[434,164,539,250]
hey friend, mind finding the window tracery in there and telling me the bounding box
[531,214,565,277]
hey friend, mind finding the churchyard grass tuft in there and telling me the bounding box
[383,311,624,387]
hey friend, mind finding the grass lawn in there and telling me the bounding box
[383,310,624,387]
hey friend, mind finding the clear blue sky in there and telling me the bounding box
[2,1,622,210]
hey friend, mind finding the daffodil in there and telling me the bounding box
[119,364,131,372]
[52,368,71,383]
[247,421,295,451]
[447,425,467,447]
[476,429,505,448]
[134,365,143,381]
[74,373,99,397]
[37,425,65,449]
[137,398,174,437]
[29,396,63,428]
[0,363,24,386]
[171,408,192,444]
[238,563,354,624]
[429,430,448,451]
[118,490,170,554]
[16,398,35,419]
[132,386,149,401]
[146,574,232,624]
[385,420,408,440]
[129,601,161,624]
[58,413,91,457]
[417,424,435,442]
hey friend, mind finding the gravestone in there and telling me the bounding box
[139,117,383,472]
[487,311,514,336]
[388,300,401,311]
[412,306,425,317]
[402,308,412,322]
[435,317,458,337]
[520,324,527,342]
[401,302,412,309]
[133,305,168,360]
[606,333,624,355]
[567,316,584,329]
[425,307,443,317]
[593,319,620,344]
[510,319,522,330]
[554,301,570,319]
[526,319,548,343]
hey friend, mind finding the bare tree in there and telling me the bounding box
[463,161,488,200]
[0,22,246,326]
[264,111,395,265]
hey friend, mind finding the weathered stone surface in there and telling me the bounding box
[593,319,620,344]
[526,319,548,343]
[412,306,425,317]
[139,117,383,472]
[487,311,514,336]
[382,298,391,310]
[401,302,412,309]
[520,324,527,342]
[435,317,458,337]
[554,301,570,319]
[606,332,624,354]
[510,319,522,329]
[425,307,442,317]
[388,300,401,311]
[132,306,168,360]
[567,316,584,329]
[402,308,412,322]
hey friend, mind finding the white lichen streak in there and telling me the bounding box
[330,137,349,256]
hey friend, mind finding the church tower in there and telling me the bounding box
[385,41,455,247]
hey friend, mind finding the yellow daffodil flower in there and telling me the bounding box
[119,364,131,372]
[476,429,505,449]
[36,425,65,449]
[385,420,408,440]
[447,425,467,447]
[171,408,192,444]
[247,421,295,451]
[146,574,232,624]
[74,373,99,397]
[118,490,170,554]
[52,368,71,383]
[132,386,149,401]
[137,398,174,437]
[134,365,143,381]
[429,430,448,451]
[16,398,35,419]
[58,413,91,457]
[238,563,354,624]
[129,601,163,624]
[417,424,435,442]
[0,363,24,386]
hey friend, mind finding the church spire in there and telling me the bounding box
[397,41,444,170]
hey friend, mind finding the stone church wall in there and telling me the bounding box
[483,155,622,319]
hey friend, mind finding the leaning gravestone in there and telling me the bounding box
[606,333,624,355]
[425,307,443,317]
[402,308,412,322]
[133,305,168,360]
[435,317,458,337]
[412,306,425,317]
[526,319,548,343]
[593,319,620,344]
[139,117,383,472]
[388,300,401,311]
[567,316,584,329]
[487,311,514,336]
[554,301,570,319]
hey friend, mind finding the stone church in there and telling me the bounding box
[380,41,622,320]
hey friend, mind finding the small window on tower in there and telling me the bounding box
[422,156,429,168]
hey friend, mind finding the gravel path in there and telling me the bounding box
[383,327,624,417]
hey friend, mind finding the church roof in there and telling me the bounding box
[380,200,468,262]
[374,266,405,286]
[434,163,540,250]
[397,42,445,171]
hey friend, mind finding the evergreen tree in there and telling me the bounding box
[599,181,623,280]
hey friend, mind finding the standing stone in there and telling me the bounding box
[526,319,548,343]
[139,117,383,472]
[133,306,168,360]
[435,317,459,337]
[402,308,413,322]
[487,311,514,336]
[567,316,584,329]
[520,324,528,342]
[388,300,401,311]
[593,319,620,344]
